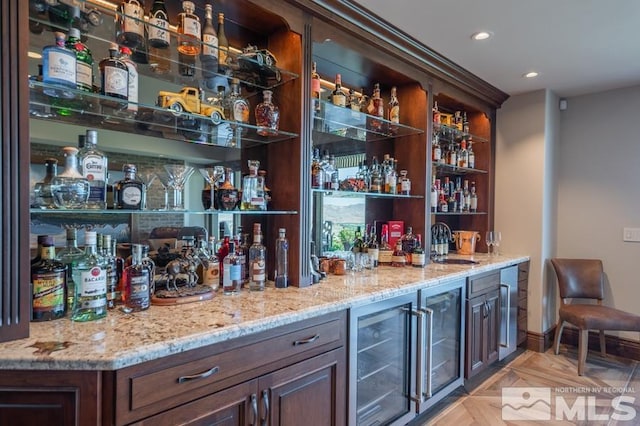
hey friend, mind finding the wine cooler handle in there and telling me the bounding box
[500,283,510,348]
[412,308,425,404]
[260,389,270,426]
[250,393,258,426]
[424,307,434,399]
[177,366,219,383]
[293,334,319,346]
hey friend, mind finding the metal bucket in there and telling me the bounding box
[453,231,481,255]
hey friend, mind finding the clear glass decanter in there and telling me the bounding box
[255,90,280,136]
[51,146,90,209]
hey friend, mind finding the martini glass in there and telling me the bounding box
[138,170,157,210]
[199,166,225,211]
[164,164,195,211]
[154,170,173,211]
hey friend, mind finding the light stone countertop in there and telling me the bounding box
[0,253,528,371]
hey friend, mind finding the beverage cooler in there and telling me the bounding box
[348,279,465,426]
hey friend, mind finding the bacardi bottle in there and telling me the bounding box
[71,231,107,322]
[56,228,84,312]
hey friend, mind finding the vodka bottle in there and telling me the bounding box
[79,129,108,209]
[274,228,289,288]
[42,32,76,99]
[71,231,108,322]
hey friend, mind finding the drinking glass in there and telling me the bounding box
[198,166,225,211]
[485,231,495,256]
[138,171,157,210]
[493,231,502,256]
[154,170,173,211]
[164,164,195,211]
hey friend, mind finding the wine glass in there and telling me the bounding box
[164,164,195,211]
[138,170,157,210]
[154,170,173,211]
[485,231,495,256]
[198,166,225,211]
[493,231,502,256]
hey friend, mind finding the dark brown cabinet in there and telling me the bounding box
[517,261,530,346]
[465,270,500,379]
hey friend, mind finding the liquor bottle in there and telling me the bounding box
[217,167,239,211]
[203,236,220,290]
[255,90,280,136]
[118,46,139,117]
[258,170,272,209]
[438,192,448,213]
[222,241,242,295]
[42,32,76,99]
[400,226,417,264]
[378,224,393,266]
[432,100,441,124]
[351,226,364,268]
[123,244,151,311]
[368,83,384,132]
[114,164,144,209]
[241,160,266,211]
[412,234,426,268]
[31,235,50,267]
[51,147,90,209]
[216,235,230,286]
[56,228,84,312]
[331,74,347,107]
[71,231,107,322]
[447,142,457,166]
[79,129,108,209]
[463,179,471,212]
[31,236,67,321]
[217,13,229,72]
[467,138,475,169]
[235,232,249,286]
[470,181,478,213]
[274,228,289,288]
[311,148,322,189]
[99,44,128,109]
[115,0,145,49]
[388,86,399,134]
[311,61,321,110]
[33,158,58,209]
[458,139,469,168]
[462,111,470,134]
[248,223,267,291]
[227,78,250,124]
[430,176,438,213]
[148,0,171,74]
[201,4,218,78]
[432,133,442,163]
[369,157,382,193]
[447,181,456,213]
[384,158,397,194]
[66,27,93,93]
[367,225,379,267]
[390,240,406,267]
[102,234,119,309]
[177,0,201,56]
[399,170,411,195]
[141,245,156,293]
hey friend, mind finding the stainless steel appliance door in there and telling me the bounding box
[499,265,518,360]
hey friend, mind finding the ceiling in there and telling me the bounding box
[353,0,640,98]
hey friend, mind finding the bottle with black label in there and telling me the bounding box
[114,164,144,209]
[31,236,67,321]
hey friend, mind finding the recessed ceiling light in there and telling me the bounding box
[27,51,42,59]
[524,71,539,78]
[471,31,492,41]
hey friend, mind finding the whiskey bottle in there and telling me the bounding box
[391,240,406,267]
[42,32,76,99]
[31,237,67,321]
[217,167,239,211]
[66,27,93,93]
[311,148,322,189]
[399,170,411,195]
[457,139,469,168]
[177,0,201,56]
[99,44,128,109]
[71,231,107,322]
[203,236,220,290]
[388,86,399,134]
[258,170,272,209]
[201,4,218,78]
[463,179,471,212]
[368,83,384,132]
[33,158,58,209]
[255,90,280,136]
[56,228,84,312]
[367,226,379,267]
[222,241,242,295]
[331,74,347,107]
[311,61,321,112]
[467,138,475,169]
[470,181,478,213]
[400,226,417,264]
[378,224,393,266]
[217,13,229,72]
[249,223,267,291]
[384,157,397,195]
[51,147,90,209]
[123,243,151,311]
[241,160,266,210]
[148,0,171,74]
[115,0,145,49]
[351,226,364,268]
[227,78,250,125]
[114,164,144,209]
[274,228,289,288]
[79,130,108,209]
[432,100,441,124]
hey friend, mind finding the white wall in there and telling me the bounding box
[557,84,640,340]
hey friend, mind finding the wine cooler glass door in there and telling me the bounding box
[350,294,417,426]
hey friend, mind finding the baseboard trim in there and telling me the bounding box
[526,326,556,352]
[560,328,640,361]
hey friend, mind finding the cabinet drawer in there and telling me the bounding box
[467,270,500,298]
[518,261,530,281]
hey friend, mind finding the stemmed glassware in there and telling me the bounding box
[164,164,195,211]
[154,170,173,211]
[138,170,157,210]
[485,231,502,256]
[486,231,495,255]
[198,166,225,211]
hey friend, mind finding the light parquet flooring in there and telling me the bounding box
[421,346,640,426]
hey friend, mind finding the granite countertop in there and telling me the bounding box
[0,253,528,371]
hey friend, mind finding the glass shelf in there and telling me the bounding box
[28,3,298,92]
[434,122,488,144]
[312,188,423,199]
[30,208,297,215]
[432,162,488,175]
[29,81,298,147]
[313,99,423,143]
[431,211,487,216]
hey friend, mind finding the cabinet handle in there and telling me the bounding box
[260,389,270,426]
[176,366,219,383]
[413,308,425,403]
[500,283,511,348]
[293,334,319,346]
[424,307,434,399]
[250,393,258,426]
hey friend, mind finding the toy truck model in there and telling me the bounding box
[157,86,225,125]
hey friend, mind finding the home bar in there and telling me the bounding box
[6,0,636,425]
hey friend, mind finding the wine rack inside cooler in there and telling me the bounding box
[355,304,412,426]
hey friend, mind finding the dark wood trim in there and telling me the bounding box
[561,327,640,362]
[526,326,556,353]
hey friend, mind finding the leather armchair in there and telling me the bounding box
[550,258,640,375]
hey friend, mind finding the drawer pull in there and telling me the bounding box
[250,393,258,426]
[177,366,220,383]
[293,334,320,346]
[260,389,270,426]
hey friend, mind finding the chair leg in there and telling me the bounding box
[553,321,566,355]
[578,329,589,376]
[599,330,606,357]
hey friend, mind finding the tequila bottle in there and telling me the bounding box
[42,32,76,99]
[56,228,84,312]
[115,0,145,49]
[241,160,266,211]
[114,164,144,209]
[249,223,267,291]
[274,228,289,288]
[217,167,239,211]
[148,0,171,74]
[31,237,67,321]
[177,1,201,56]
[123,244,151,311]
[66,27,93,93]
[255,90,280,136]
[201,4,219,78]
[51,147,90,209]
[33,158,58,209]
[79,129,108,209]
[71,231,108,322]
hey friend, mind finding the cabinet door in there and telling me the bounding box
[259,348,346,426]
[130,379,258,426]
[485,289,501,365]
[465,295,485,378]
